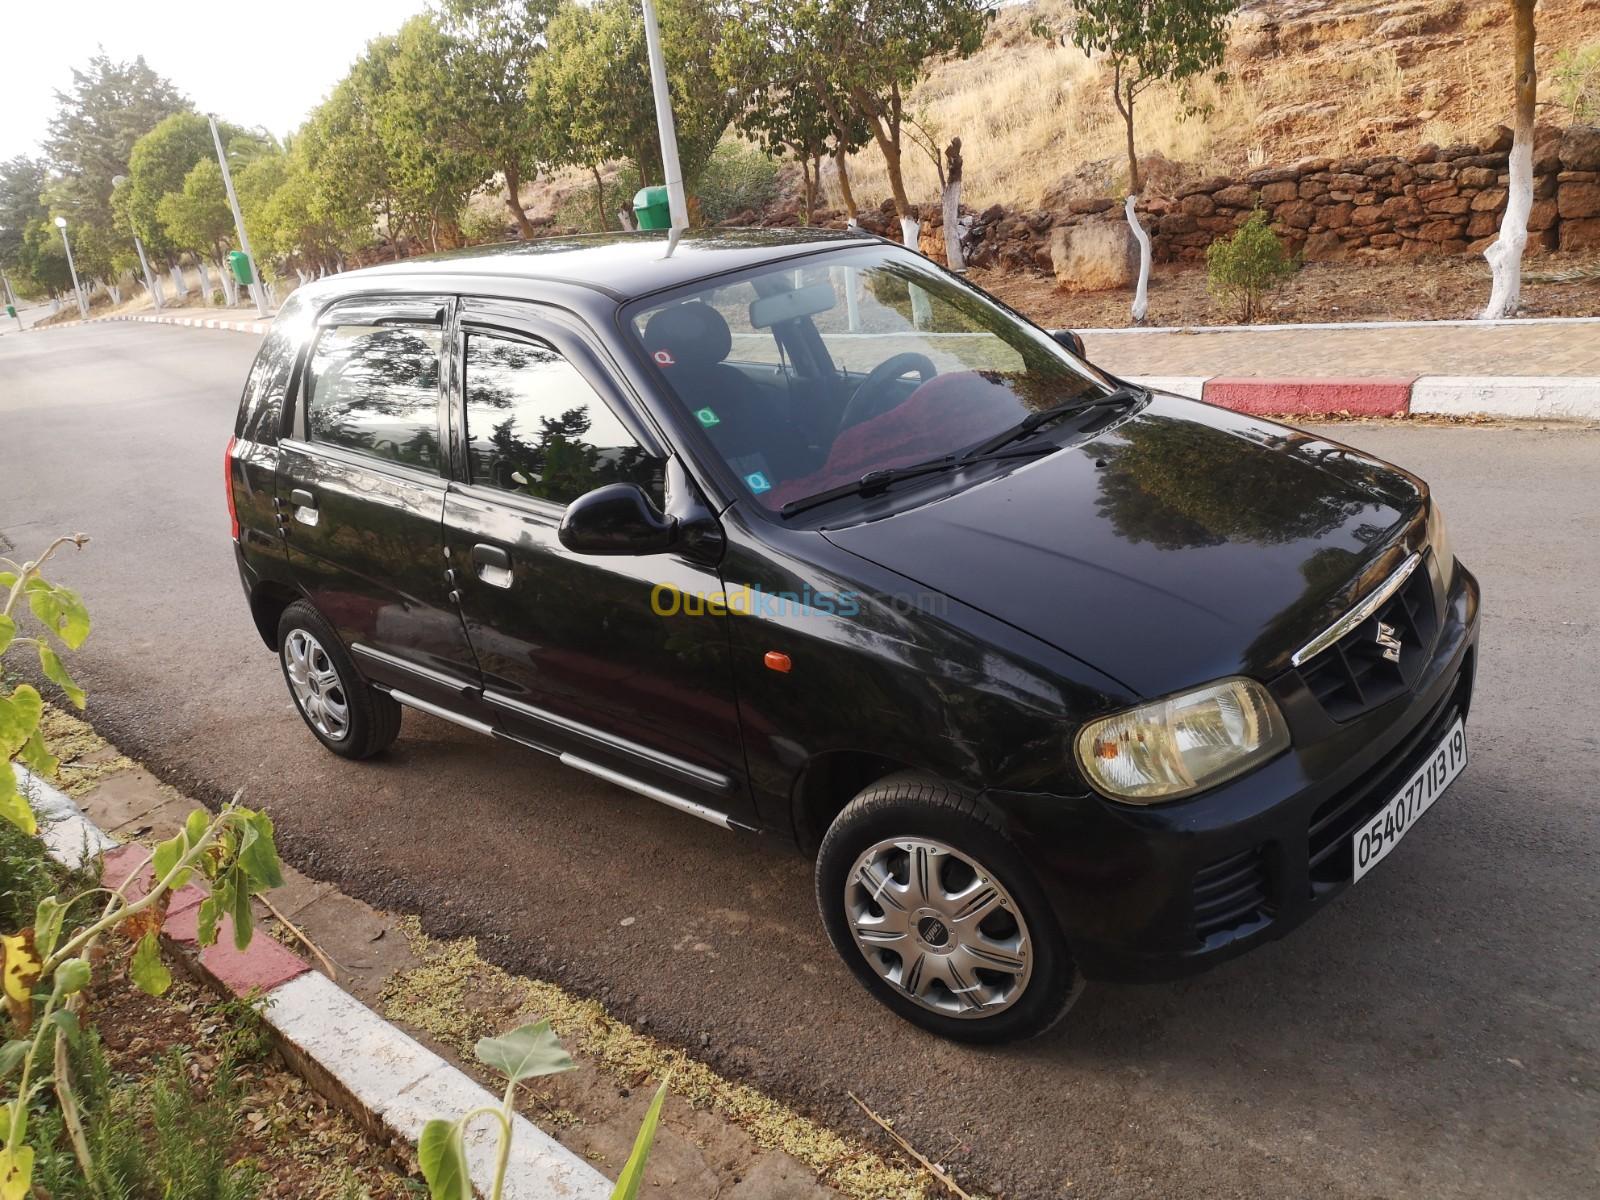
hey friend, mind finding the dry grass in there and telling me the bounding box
[821,0,1597,212]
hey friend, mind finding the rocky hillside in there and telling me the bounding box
[835,0,1600,211]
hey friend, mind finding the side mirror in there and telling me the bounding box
[559,483,678,555]
[1051,329,1086,358]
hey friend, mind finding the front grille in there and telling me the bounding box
[1192,846,1273,942]
[1306,670,1468,886]
[1298,562,1438,722]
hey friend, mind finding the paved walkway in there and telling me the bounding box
[1086,319,1600,380]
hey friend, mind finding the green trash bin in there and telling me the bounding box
[633,186,672,230]
[227,250,254,286]
[5,305,15,320]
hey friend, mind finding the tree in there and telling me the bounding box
[380,14,498,250]
[1205,205,1294,322]
[714,0,872,223]
[814,0,992,243]
[42,53,189,233]
[0,158,48,278]
[301,41,402,254]
[158,160,236,279]
[1481,0,1537,321]
[436,0,558,239]
[1067,0,1237,322]
[532,0,736,212]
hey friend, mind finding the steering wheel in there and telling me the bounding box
[839,352,938,431]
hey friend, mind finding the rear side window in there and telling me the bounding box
[462,331,659,506]
[302,323,443,470]
[235,294,308,441]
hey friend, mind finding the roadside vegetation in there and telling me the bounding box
[4,2,1593,316]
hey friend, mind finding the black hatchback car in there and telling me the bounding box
[229,230,1479,1041]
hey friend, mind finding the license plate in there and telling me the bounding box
[1352,717,1467,883]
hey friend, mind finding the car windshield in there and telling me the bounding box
[624,244,1116,512]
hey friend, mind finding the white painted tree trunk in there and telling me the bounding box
[106,282,122,305]
[218,268,239,308]
[169,264,188,298]
[618,209,636,231]
[1481,132,1533,320]
[1125,195,1151,325]
[899,215,920,249]
[942,180,964,270]
[195,259,213,302]
[1483,0,1537,320]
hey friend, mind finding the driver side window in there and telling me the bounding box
[462,331,662,508]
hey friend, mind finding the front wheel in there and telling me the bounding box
[815,772,1081,1043]
[277,601,401,760]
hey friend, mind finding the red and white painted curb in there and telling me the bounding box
[20,766,610,1200]
[1123,373,1600,419]
[37,311,1600,421]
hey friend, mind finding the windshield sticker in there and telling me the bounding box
[745,471,773,494]
[653,349,675,366]
[695,407,721,427]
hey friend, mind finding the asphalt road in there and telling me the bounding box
[3,323,1596,1200]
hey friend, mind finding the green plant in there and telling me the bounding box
[420,1020,666,1200]
[31,1031,264,1200]
[2,533,92,836]
[1205,206,1295,323]
[1553,41,1600,122]
[3,797,284,1195]
[555,166,643,234]
[693,140,780,224]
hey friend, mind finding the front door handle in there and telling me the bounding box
[471,543,513,588]
[288,489,318,527]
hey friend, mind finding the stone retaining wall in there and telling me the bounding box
[874,124,1600,282]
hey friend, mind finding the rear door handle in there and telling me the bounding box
[288,489,318,527]
[471,543,513,588]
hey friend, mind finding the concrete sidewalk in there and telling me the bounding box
[1085,317,1600,380]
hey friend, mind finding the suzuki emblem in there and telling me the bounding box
[1375,621,1403,663]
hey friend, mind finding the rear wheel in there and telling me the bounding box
[816,772,1080,1042]
[277,601,401,760]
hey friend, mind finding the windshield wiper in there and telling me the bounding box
[779,445,1050,518]
[960,384,1148,461]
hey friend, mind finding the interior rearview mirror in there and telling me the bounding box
[1051,329,1087,358]
[559,483,678,556]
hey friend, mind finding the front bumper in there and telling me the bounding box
[988,560,1481,984]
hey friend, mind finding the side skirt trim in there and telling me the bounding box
[559,753,733,830]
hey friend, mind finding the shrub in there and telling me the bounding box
[1553,42,1600,122]
[692,140,780,225]
[461,206,512,246]
[1205,206,1296,324]
[555,165,643,234]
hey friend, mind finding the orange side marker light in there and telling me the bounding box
[764,650,792,673]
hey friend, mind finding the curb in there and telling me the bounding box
[1124,373,1600,419]
[17,765,611,1200]
[38,311,1600,421]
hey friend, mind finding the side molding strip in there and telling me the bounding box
[559,753,732,830]
[388,689,495,737]
[484,691,732,793]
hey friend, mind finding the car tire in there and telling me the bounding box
[277,601,401,760]
[816,771,1081,1043]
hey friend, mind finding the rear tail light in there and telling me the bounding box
[225,435,240,540]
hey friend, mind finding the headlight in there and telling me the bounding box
[1427,499,1455,586]
[1075,677,1290,804]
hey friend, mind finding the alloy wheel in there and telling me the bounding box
[844,837,1033,1018]
[283,628,350,742]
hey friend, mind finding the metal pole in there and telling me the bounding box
[640,0,688,235]
[208,113,269,317]
[55,218,88,319]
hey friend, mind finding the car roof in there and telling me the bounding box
[321,228,878,302]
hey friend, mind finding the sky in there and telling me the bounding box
[0,0,431,162]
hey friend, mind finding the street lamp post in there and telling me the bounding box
[111,175,163,312]
[207,114,269,317]
[640,0,688,239]
[54,216,89,319]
